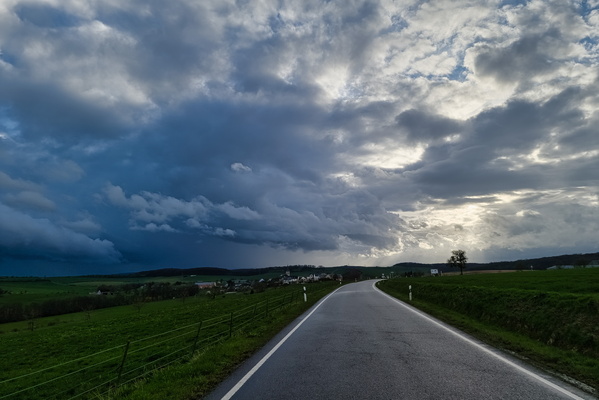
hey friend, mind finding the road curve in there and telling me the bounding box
[205,280,595,400]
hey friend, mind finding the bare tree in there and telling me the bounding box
[447,250,468,275]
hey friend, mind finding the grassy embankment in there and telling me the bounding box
[377,269,599,393]
[0,281,341,399]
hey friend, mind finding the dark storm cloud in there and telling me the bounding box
[405,144,538,198]
[403,83,595,199]
[102,174,406,254]
[0,77,130,141]
[0,1,228,144]
[0,202,121,263]
[0,171,40,192]
[0,0,598,275]
[96,1,228,100]
[474,30,565,84]
[14,3,81,28]
[3,190,56,212]
[559,122,599,152]
[137,99,333,203]
[395,109,462,143]
[555,83,599,154]
[473,100,550,150]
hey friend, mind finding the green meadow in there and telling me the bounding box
[4,268,598,398]
[0,280,340,399]
[377,269,599,393]
[0,275,222,306]
[0,271,330,307]
[0,278,93,305]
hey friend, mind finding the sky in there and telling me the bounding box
[1,0,598,276]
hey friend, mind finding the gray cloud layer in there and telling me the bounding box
[1,0,598,275]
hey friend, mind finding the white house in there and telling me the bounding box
[195,282,216,289]
[587,260,599,268]
[547,265,574,270]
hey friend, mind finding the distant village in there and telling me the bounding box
[547,259,599,270]
[195,269,345,293]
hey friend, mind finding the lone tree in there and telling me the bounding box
[447,249,468,275]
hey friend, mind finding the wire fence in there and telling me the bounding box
[1,285,332,400]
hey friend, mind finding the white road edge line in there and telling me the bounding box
[220,286,343,400]
[373,282,586,400]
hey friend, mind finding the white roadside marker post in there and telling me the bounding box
[409,285,412,301]
[303,286,307,302]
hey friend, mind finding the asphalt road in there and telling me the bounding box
[205,280,595,400]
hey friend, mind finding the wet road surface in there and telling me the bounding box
[206,280,594,400]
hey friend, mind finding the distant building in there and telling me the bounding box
[195,282,216,289]
[587,260,599,268]
[547,265,574,270]
[281,275,298,284]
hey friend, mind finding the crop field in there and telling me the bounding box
[0,281,340,399]
[377,268,599,392]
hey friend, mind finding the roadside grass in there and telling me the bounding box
[0,282,340,399]
[377,270,599,394]
[102,301,317,400]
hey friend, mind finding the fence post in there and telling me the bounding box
[117,341,130,385]
[190,321,203,357]
[228,312,234,338]
[266,297,269,316]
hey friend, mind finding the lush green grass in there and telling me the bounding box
[422,269,599,294]
[0,279,95,305]
[377,269,599,393]
[102,289,335,400]
[0,281,340,399]
[0,274,281,306]
[0,276,201,306]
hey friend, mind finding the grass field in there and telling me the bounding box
[5,268,598,397]
[0,279,94,305]
[377,269,599,394]
[0,281,340,399]
[0,276,216,306]
[419,269,599,294]
[0,273,312,306]
[0,264,426,308]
